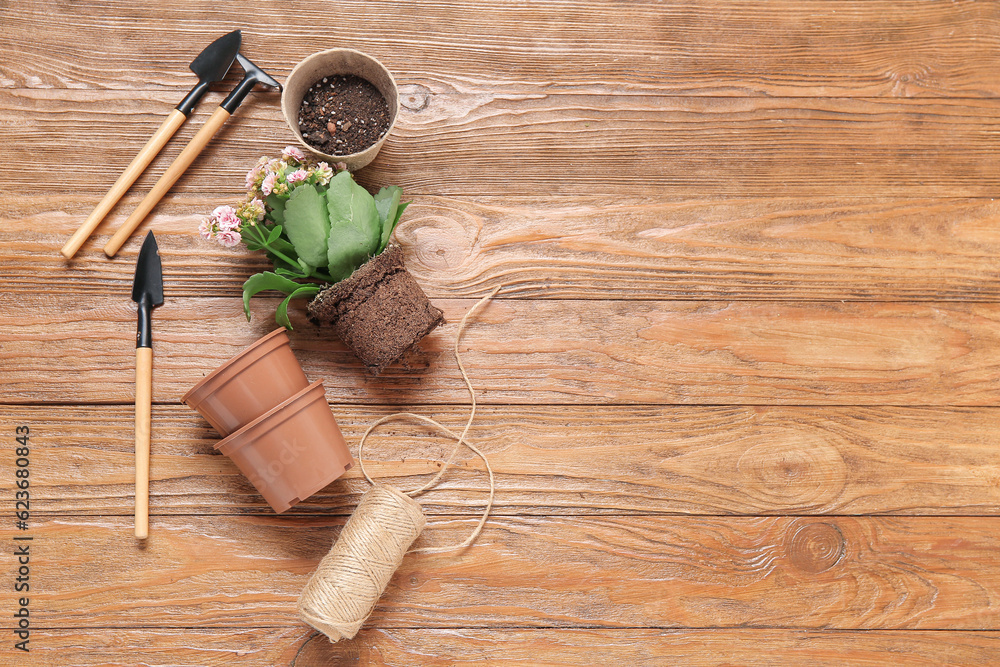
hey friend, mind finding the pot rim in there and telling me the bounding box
[215,380,327,456]
[181,328,291,407]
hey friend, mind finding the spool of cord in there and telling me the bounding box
[297,484,425,642]
[297,288,500,643]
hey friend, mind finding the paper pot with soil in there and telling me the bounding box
[201,147,442,375]
[280,47,400,171]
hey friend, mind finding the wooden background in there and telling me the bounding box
[3,1,1000,664]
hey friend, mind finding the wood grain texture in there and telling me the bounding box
[8,91,1000,198]
[292,629,1000,667]
[16,628,1000,666]
[4,0,1000,98]
[4,0,1000,660]
[7,195,1000,301]
[2,515,999,630]
[2,404,999,517]
[3,296,1000,406]
[11,628,307,667]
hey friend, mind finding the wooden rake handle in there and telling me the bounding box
[134,346,153,540]
[104,106,232,258]
[61,109,187,260]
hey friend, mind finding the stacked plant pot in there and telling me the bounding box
[181,328,353,513]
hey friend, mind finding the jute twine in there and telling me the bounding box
[297,287,500,643]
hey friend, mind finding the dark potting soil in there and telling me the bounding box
[297,74,391,156]
[307,246,444,375]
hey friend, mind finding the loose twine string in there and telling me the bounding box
[297,287,501,643]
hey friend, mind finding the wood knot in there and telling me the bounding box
[735,429,848,510]
[395,213,479,274]
[886,63,933,94]
[786,522,845,573]
[399,83,431,111]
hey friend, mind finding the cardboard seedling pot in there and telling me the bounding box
[216,380,354,513]
[281,47,399,171]
[307,245,444,376]
[181,328,309,437]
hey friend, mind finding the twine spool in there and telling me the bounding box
[297,288,500,643]
[297,484,425,642]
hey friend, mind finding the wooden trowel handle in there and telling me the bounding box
[104,106,232,258]
[135,346,152,540]
[61,109,187,260]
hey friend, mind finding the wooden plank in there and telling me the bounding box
[16,628,1000,666]
[7,628,306,666]
[292,629,1000,667]
[2,404,999,517]
[2,515,1000,630]
[7,92,1000,198]
[3,296,1000,406]
[8,195,1000,302]
[4,1,1000,98]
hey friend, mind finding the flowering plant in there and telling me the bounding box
[202,146,409,328]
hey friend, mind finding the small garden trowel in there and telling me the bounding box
[61,30,242,259]
[131,231,163,539]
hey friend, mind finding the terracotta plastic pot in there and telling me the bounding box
[181,329,309,437]
[281,47,399,171]
[216,380,354,513]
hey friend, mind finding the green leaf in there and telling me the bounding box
[266,225,283,244]
[265,194,287,225]
[380,201,409,253]
[374,186,402,250]
[275,285,321,330]
[282,184,330,268]
[326,227,374,282]
[274,267,307,279]
[242,271,303,321]
[327,171,380,252]
[325,172,381,280]
[374,186,401,223]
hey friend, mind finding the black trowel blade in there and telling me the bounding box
[189,29,242,83]
[132,231,164,307]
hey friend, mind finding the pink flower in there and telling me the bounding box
[334,162,348,172]
[286,169,309,184]
[213,205,241,232]
[261,172,278,196]
[248,197,266,221]
[217,230,242,248]
[314,162,333,184]
[198,219,215,240]
[282,145,306,162]
[245,164,262,189]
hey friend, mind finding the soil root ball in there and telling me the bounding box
[307,246,444,375]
